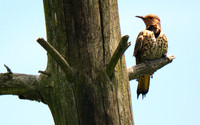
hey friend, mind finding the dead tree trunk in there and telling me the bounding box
[37,1,133,124]
[0,0,175,125]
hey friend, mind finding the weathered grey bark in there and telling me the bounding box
[41,0,133,124]
[0,0,175,125]
[128,55,175,80]
[0,73,41,101]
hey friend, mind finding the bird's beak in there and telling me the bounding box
[135,16,144,20]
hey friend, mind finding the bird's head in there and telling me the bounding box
[136,14,161,30]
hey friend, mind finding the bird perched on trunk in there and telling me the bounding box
[133,14,168,99]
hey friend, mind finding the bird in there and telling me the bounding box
[133,14,168,99]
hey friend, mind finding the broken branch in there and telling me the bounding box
[106,35,130,77]
[0,73,42,102]
[37,38,73,79]
[4,64,12,74]
[128,55,176,81]
[38,70,51,77]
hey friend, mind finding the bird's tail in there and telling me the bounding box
[137,74,150,99]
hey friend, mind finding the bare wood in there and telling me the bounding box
[128,55,176,81]
[0,73,42,102]
[38,70,51,77]
[106,35,131,77]
[4,64,12,74]
[37,38,73,79]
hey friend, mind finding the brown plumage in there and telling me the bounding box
[134,14,168,99]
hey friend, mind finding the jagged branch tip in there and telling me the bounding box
[36,38,73,79]
[4,64,12,74]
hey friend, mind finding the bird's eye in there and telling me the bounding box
[149,17,153,19]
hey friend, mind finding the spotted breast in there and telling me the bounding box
[134,30,168,64]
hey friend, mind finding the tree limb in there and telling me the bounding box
[38,70,51,77]
[0,73,42,102]
[128,55,176,81]
[4,64,13,74]
[106,35,131,77]
[37,38,73,79]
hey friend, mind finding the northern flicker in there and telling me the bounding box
[133,14,168,99]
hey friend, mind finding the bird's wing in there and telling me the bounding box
[133,31,144,64]
[159,32,168,56]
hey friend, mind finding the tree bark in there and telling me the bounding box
[128,55,175,80]
[40,0,133,124]
[0,73,41,101]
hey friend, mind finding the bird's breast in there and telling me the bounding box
[140,31,168,61]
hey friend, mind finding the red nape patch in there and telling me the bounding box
[158,19,161,22]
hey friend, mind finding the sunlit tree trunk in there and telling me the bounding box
[40,0,133,124]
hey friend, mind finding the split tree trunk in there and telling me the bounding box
[40,0,133,124]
